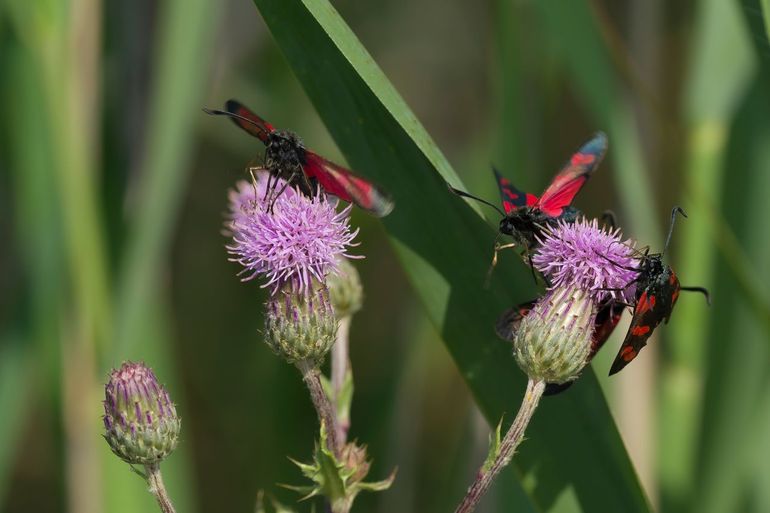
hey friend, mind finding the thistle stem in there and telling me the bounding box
[331,316,351,445]
[297,359,342,458]
[454,379,545,513]
[144,463,176,513]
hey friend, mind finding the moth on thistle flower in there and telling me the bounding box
[206,100,394,217]
[605,207,710,375]
[448,133,609,276]
[226,170,363,364]
[509,218,639,385]
[501,210,710,388]
[227,171,361,294]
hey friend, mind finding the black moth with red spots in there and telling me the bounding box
[608,207,710,375]
[449,132,608,253]
[493,132,607,250]
[204,100,394,217]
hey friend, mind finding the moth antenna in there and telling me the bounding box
[662,206,687,256]
[447,183,506,217]
[680,286,711,305]
[203,107,263,129]
[593,249,640,273]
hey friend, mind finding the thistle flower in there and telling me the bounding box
[532,218,638,304]
[226,172,360,293]
[103,361,180,466]
[514,218,638,383]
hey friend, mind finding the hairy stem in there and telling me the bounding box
[454,379,545,513]
[297,359,342,457]
[144,464,176,513]
[331,316,351,445]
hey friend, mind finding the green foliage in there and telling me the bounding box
[285,424,394,511]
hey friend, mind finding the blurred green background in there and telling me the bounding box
[1,0,769,512]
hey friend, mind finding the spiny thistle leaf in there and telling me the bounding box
[256,491,299,513]
[284,422,394,509]
[482,417,504,474]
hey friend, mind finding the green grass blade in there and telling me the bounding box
[693,74,770,513]
[662,0,756,508]
[5,1,112,511]
[112,0,222,358]
[0,41,65,508]
[0,336,33,505]
[250,1,650,510]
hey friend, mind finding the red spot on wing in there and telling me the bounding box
[637,292,656,314]
[525,193,539,207]
[672,288,680,304]
[493,168,529,212]
[631,325,651,336]
[570,153,595,166]
[620,346,637,362]
[304,152,393,217]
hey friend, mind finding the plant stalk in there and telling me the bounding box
[144,464,177,513]
[297,359,342,458]
[331,316,351,444]
[454,379,545,513]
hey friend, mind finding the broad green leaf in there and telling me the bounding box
[250,1,650,511]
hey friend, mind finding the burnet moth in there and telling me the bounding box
[449,132,608,252]
[204,100,394,217]
[606,207,710,375]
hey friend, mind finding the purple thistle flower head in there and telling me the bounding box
[226,171,361,293]
[533,218,638,303]
[103,361,180,465]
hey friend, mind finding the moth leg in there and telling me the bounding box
[601,210,618,229]
[485,242,518,288]
[268,169,298,213]
[263,171,274,204]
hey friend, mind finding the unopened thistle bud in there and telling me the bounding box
[514,219,638,382]
[103,362,180,465]
[265,281,338,365]
[514,287,596,382]
[327,258,363,318]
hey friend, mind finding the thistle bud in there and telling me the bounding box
[265,282,338,365]
[102,362,180,465]
[513,287,596,383]
[327,258,363,318]
[341,441,372,485]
